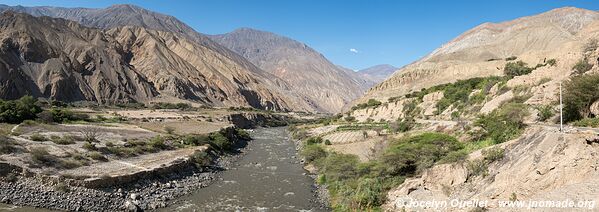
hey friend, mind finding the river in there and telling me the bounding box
[162,127,325,211]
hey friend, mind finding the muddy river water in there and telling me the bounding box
[162,127,324,211]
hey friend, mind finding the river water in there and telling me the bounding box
[163,127,325,211]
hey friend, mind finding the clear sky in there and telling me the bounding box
[2,0,599,70]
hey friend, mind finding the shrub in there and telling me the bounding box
[391,117,415,133]
[208,131,232,151]
[475,103,528,144]
[482,147,505,163]
[505,56,517,61]
[563,74,599,122]
[344,116,356,122]
[80,127,101,143]
[351,99,382,111]
[572,118,599,128]
[572,59,593,75]
[546,59,557,66]
[0,96,42,124]
[51,135,75,145]
[466,159,488,178]
[324,139,332,145]
[584,38,598,53]
[82,142,96,151]
[504,61,533,77]
[380,133,463,176]
[301,144,327,163]
[191,151,211,167]
[148,135,168,150]
[536,105,554,122]
[30,147,53,165]
[164,126,175,134]
[88,151,107,161]
[29,133,47,142]
[0,136,17,154]
[306,136,323,145]
[316,153,359,181]
[181,134,210,146]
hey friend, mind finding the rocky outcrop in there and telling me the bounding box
[227,113,291,129]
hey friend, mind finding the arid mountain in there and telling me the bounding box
[358,64,397,83]
[0,11,294,110]
[210,28,372,113]
[356,7,599,104]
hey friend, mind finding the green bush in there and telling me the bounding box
[572,118,599,128]
[30,133,48,142]
[482,147,505,163]
[0,96,43,124]
[152,102,192,110]
[301,144,327,163]
[306,136,323,145]
[391,117,415,133]
[351,99,382,111]
[50,135,75,145]
[316,153,360,181]
[536,105,554,122]
[563,74,599,122]
[573,59,593,75]
[546,59,557,66]
[181,134,210,146]
[324,139,332,145]
[504,61,533,77]
[191,151,212,167]
[380,133,463,176]
[344,116,356,122]
[148,135,168,150]
[505,56,517,61]
[475,103,528,144]
[88,151,107,161]
[82,142,96,151]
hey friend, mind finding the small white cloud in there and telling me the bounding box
[349,48,359,53]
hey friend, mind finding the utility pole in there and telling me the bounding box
[560,82,563,132]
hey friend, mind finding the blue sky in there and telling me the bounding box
[2,0,599,70]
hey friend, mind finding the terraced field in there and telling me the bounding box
[322,130,377,144]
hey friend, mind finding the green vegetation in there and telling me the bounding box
[546,58,557,66]
[474,102,529,144]
[572,59,593,75]
[0,96,43,124]
[563,74,599,122]
[50,135,76,145]
[151,102,192,110]
[344,116,356,122]
[572,118,599,128]
[29,133,48,142]
[303,132,465,210]
[536,105,554,122]
[466,147,505,179]
[390,117,415,133]
[505,56,517,61]
[351,99,382,111]
[29,147,80,169]
[38,108,89,123]
[504,61,533,77]
[190,151,212,167]
[0,136,17,154]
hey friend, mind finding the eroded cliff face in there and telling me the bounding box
[0,12,294,110]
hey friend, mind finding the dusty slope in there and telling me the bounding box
[384,126,599,211]
[357,7,599,104]
[211,28,373,113]
[0,12,293,110]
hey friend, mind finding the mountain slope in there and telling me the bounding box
[0,11,293,110]
[358,64,397,83]
[210,28,372,113]
[357,7,599,104]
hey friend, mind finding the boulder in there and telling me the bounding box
[590,100,599,116]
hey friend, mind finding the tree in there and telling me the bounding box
[563,74,599,122]
[0,96,42,124]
